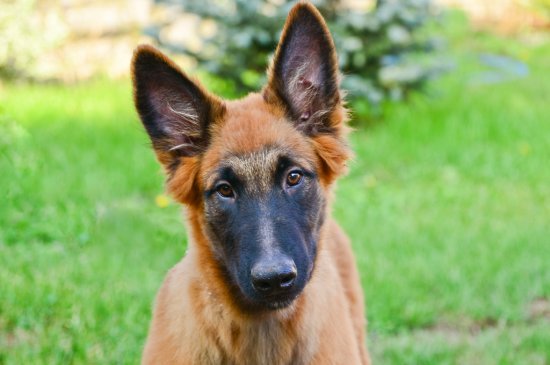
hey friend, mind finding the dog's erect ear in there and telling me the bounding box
[132,45,224,168]
[265,2,340,135]
[265,3,350,186]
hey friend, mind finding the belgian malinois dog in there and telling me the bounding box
[132,2,370,364]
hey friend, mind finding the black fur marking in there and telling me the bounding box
[203,152,325,311]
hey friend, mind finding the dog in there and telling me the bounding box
[131,2,370,364]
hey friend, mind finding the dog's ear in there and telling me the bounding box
[265,3,349,186]
[132,45,224,169]
[264,2,340,136]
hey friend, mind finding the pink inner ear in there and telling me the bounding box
[298,77,312,88]
[265,4,340,134]
[145,85,204,155]
[133,46,216,157]
[300,111,311,122]
[150,86,198,131]
[285,54,327,129]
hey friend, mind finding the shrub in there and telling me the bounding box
[151,0,445,110]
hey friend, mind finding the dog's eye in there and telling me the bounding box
[286,170,303,187]
[216,183,234,198]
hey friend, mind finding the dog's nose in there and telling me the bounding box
[251,260,297,295]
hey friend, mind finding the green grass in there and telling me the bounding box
[1,27,549,364]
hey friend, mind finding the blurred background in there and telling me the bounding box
[1,0,549,364]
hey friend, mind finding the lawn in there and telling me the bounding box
[1,21,549,365]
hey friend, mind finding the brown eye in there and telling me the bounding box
[216,183,234,198]
[286,171,303,186]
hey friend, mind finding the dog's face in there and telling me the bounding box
[203,147,325,309]
[132,3,350,310]
[200,106,328,309]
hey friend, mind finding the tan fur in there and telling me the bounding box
[141,94,370,365]
[136,2,370,364]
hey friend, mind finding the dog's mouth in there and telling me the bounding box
[262,292,300,310]
[238,287,302,312]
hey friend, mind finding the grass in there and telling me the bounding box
[1,23,549,365]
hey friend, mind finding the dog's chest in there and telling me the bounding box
[195,303,316,365]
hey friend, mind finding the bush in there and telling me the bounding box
[151,0,445,109]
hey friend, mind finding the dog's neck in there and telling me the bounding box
[182,209,328,365]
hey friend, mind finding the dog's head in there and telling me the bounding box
[132,3,350,310]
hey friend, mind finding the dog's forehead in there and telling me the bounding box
[226,147,281,179]
[201,93,318,188]
[224,147,283,193]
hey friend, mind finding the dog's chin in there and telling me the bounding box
[240,291,300,312]
[264,296,296,310]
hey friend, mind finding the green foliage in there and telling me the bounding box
[152,0,445,107]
